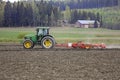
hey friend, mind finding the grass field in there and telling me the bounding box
[0,27,120,44]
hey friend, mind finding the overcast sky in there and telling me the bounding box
[3,0,19,2]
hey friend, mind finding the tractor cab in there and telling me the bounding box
[36,27,49,36]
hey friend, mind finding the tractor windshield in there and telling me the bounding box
[38,29,48,36]
[38,29,43,35]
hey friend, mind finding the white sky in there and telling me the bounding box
[3,0,19,3]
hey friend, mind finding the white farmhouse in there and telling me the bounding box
[76,20,100,28]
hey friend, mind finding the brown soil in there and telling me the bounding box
[0,44,120,80]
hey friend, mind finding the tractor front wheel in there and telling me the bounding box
[23,39,34,49]
[41,36,55,49]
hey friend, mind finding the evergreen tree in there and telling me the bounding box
[47,2,53,26]
[88,12,92,20]
[64,5,71,22]
[81,11,88,20]
[100,16,103,27]
[31,0,39,26]
[19,2,25,26]
[70,10,78,23]
[38,1,47,26]
[78,10,82,20]
[16,1,21,26]
[51,11,54,26]
[4,1,12,27]
[0,1,5,26]
[53,6,59,25]
[94,19,98,28]
[96,12,100,22]
[26,4,33,26]
[11,2,17,26]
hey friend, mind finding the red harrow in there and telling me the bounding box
[56,41,106,49]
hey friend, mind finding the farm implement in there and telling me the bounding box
[22,27,106,49]
[56,41,106,49]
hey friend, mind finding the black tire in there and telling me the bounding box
[41,36,55,49]
[23,39,34,49]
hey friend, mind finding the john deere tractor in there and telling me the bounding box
[23,27,55,49]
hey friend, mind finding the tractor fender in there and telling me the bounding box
[42,35,54,38]
[41,35,56,44]
[41,35,55,41]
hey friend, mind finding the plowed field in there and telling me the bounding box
[0,44,120,80]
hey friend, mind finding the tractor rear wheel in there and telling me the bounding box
[23,39,34,49]
[41,36,55,49]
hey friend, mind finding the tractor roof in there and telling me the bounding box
[36,27,50,30]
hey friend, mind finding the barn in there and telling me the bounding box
[76,20,100,28]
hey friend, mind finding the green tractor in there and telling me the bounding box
[23,27,55,49]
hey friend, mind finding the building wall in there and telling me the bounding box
[75,22,94,28]
[75,21,100,28]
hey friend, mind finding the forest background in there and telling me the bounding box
[0,0,120,30]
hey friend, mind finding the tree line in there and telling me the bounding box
[0,0,60,27]
[0,0,103,27]
[51,0,118,10]
[70,10,101,24]
[0,0,119,29]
